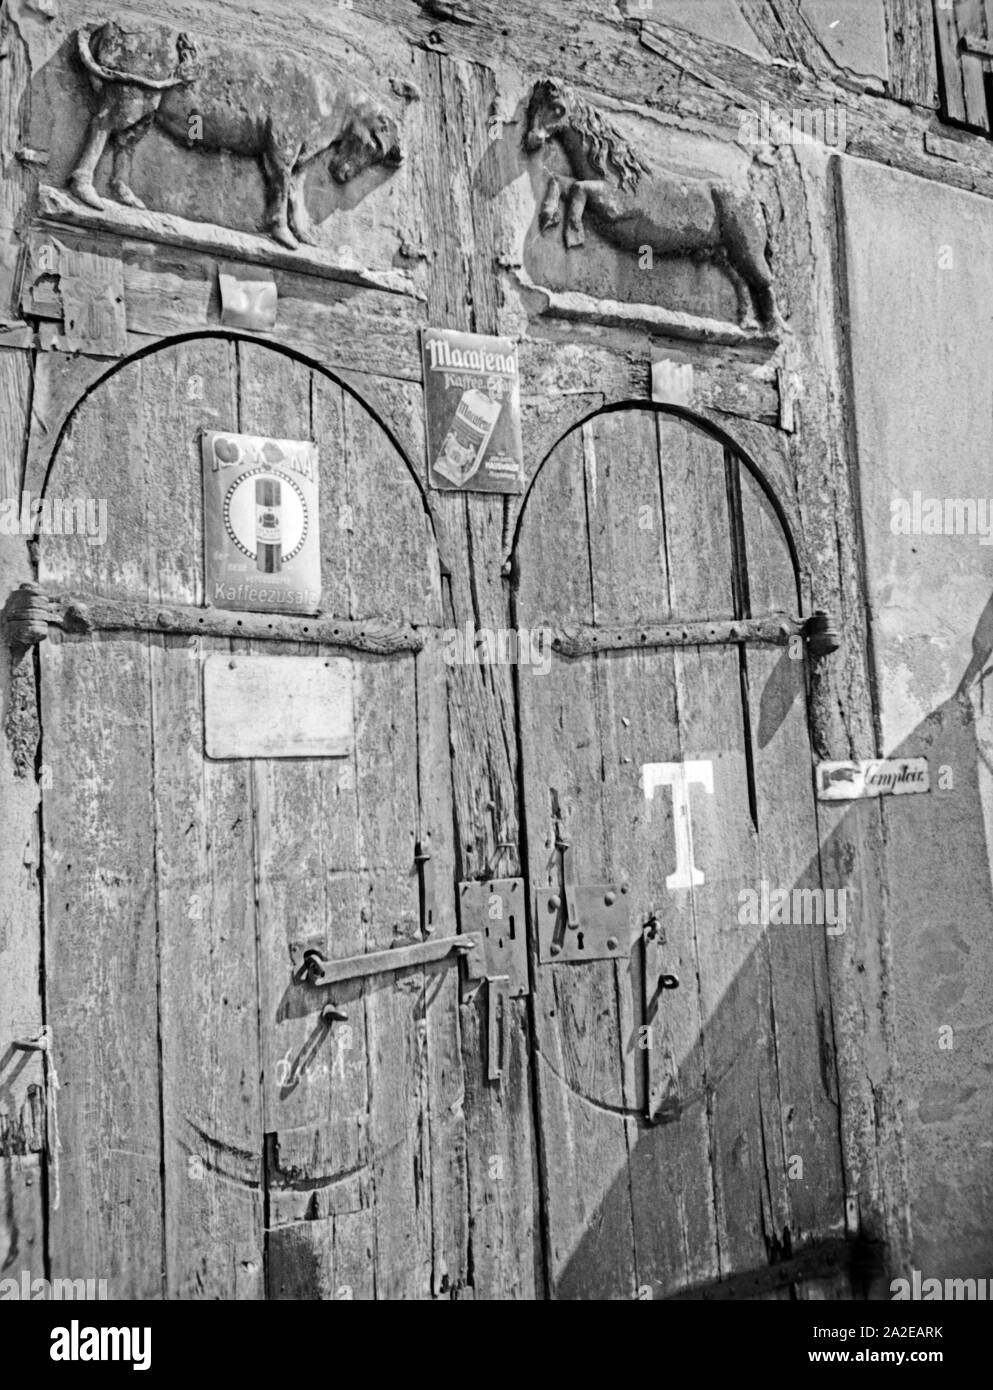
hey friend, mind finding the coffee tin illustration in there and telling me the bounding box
[202,431,321,614]
[422,328,524,494]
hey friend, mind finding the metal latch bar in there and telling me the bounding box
[5,585,424,654]
[642,915,680,1124]
[303,934,474,987]
[486,975,509,1082]
[415,835,435,936]
[547,611,839,658]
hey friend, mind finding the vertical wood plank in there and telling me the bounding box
[934,0,968,123]
[659,415,779,1289]
[582,409,720,1299]
[0,345,44,1287]
[342,393,440,627]
[885,0,939,107]
[417,44,541,1300]
[39,357,163,1297]
[41,634,163,1298]
[235,344,374,1299]
[739,466,849,1295]
[415,628,469,1296]
[516,426,637,1299]
[240,345,440,1299]
[144,341,266,1299]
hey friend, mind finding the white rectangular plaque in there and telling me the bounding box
[204,655,353,760]
[816,757,929,801]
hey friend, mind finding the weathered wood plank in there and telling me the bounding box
[415,44,540,1299]
[580,409,719,1300]
[884,0,939,107]
[38,359,147,599]
[739,460,849,1295]
[143,340,265,1299]
[415,628,469,1296]
[515,423,637,1299]
[37,351,165,1295]
[232,344,375,1299]
[351,653,432,1299]
[41,632,163,1298]
[152,631,266,1299]
[0,1,30,318]
[658,415,785,1289]
[341,391,440,626]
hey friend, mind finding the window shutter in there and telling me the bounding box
[935,0,993,133]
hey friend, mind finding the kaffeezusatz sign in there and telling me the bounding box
[421,328,524,494]
[202,430,321,615]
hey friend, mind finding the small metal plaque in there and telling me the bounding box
[204,655,353,760]
[651,352,694,407]
[817,757,929,801]
[459,879,528,998]
[219,270,277,330]
[535,884,631,964]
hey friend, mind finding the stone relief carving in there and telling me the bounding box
[523,78,782,332]
[67,21,404,249]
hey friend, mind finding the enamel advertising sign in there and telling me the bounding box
[421,328,524,493]
[202,430,321,614]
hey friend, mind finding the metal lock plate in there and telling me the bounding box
[535,884,631,963]
[458,878,529,998]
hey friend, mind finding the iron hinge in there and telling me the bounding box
[2,583,51,649]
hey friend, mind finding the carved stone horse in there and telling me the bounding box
[69,22,403,249]
[523,78,781,331]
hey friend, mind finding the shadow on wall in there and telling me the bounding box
[549,614,993,1300]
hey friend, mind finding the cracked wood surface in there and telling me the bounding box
[515,408,848,1298]
[1,0,926,1296]
[36,338,464,1298]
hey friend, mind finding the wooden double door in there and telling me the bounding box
[37,339,848,1298]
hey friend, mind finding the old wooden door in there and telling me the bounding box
[37,336,465,1299]
[513,407,849,1300]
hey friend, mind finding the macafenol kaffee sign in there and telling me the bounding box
[421,328,524,494]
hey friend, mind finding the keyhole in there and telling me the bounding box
[577,931,585,951]
[509,914,516,939]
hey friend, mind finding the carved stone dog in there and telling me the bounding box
[68,22,404,249]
